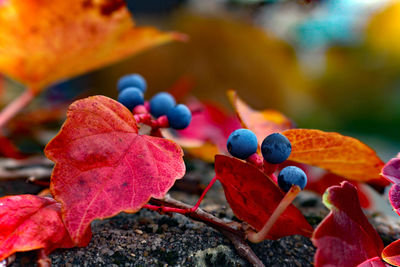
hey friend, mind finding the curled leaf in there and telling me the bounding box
[0,0,184,90]
[312,182,384,267]
[381,157,400,184]
[306,172,372,209]
[283,129,386,183]
[45,96,185,244]
[382,239,400,266]
[389,184,400,216]
[228,90,295,143]
[0,195,91,261]
[358,257,391,267]
[215,155,313,240]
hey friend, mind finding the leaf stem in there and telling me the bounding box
[189,175,218,212]
[0,89,35,129]
[143,204,187,214]
[247,185,301,243]
[263,161,278,178]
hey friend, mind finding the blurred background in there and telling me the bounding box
[3,0,400,160]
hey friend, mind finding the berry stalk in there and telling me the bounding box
[247,185,301,243]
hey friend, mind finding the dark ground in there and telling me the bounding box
[2,159,399,266]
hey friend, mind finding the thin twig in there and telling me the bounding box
[0,89,35,129]
[150,195,243,237]
[149,195,265,266]
[219,228,265,267]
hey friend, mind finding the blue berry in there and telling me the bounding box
[278,166,307,192]
[118,87,144,111]
[149,92,176,118]
[118,74,147,93]
[226,129,258,160]
[261,133,291,164]
[167,104,192,129]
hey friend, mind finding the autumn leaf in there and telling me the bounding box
[381,156,400,184]
[228,90,295,143]
[382,157,400,216]
[215,155,313,240]
[312,182,384,267]
[306,171,372,209]
[388,184,400,218]
[382,239,400,266]
[0,0,185,91]
[0,195,91,261]
[282,129,386,183]
[45,95,185,244]
[357,257,391,267]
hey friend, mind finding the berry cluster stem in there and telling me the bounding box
[246,153,278,182]
[247,185,301,243]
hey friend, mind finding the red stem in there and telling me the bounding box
[0,89,35,129]
[133,113,152,124]
[190,175,218,212]
[132,104,148,114]
[143,204,187,214]
[144,176,219,215]
[263,160,278,176]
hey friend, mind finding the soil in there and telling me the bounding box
[2,159,399,266]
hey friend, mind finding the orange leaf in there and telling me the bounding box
[0,0,185,91]
[227,90,295,143]
[282,129,385,182]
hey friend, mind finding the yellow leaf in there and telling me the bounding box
[0,0,185,91]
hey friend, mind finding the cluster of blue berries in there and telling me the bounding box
[226,129,307,192]
[117,74,192,130]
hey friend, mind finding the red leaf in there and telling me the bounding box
[358,257,392,267]
[312,182,384,267]
[306,172,372,209]
[389,184,400,216]
[382,239,400,266]
[214,155,313,240]
[381,157,400,184]
[0,195,91,261]
[45,96,185,244]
